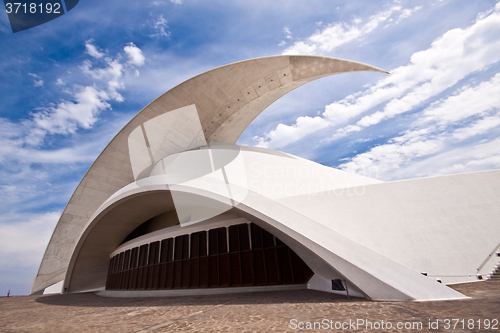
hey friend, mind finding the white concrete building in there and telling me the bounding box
[32,56,500,301]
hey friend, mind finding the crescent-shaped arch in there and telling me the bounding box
[62,173,464,301]
[32,55,388,294]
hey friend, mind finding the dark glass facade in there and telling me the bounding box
[106,223,313,290]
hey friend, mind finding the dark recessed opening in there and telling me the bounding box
[107,223,314,291]
[331,279,345,291]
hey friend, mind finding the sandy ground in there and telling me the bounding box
[0,281,499,332]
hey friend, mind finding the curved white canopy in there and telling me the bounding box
[32,55,388,294]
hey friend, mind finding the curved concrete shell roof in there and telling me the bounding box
[61,145,470,301]
[32,55,388,294]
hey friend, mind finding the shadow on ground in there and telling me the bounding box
[35,289,364,307]
[1,281,498,333]
[32,280,500,308]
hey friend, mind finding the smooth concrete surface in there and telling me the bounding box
[62,146,381,296]
[130,147,500,287]
[276,169,500,285]
[107,211,366,300]
[98,284,307,298]
[65,191,176,293]
[61,146,485,301]
[32,56,386,295]
[236,191,466,301]
[128,104,208,180]
[307,274,365,298]
[42,281,63,295]
[110,212,248,256]
[33,55,499,302]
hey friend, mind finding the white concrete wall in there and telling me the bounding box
[32,56,386,295]
[275,170,500,284]
[110,213,248,256]
[60,146,500,300]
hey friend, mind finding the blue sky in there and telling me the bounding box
[1,0,499,295]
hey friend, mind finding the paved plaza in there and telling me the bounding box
[1,281,499,332]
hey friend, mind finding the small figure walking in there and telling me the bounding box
[7,290,10,297]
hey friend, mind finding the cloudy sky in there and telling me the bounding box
[1,0,499,295]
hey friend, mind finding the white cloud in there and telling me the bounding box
[452,115,500,140]
[84,39,105,58]
[81,58,123,81]
[353,9,500,128]
[436,139,500,175]
[255,4,500,149]
[396,6,422,23]
[170,0,183,4]
[0,110,129,166]
[419,74,500,126]
[283,26,292,39]
[0,212,60,267]
[278,26,293,47]
[385,137,500,180]
[337,73,500,180]
[148,14,171,38]
[339,132,444,178]
[124,42,146,66]
[324,124,362,143]
[30,86,110,138]
[81,56,125,102]
[283,4,420,55]
[16,140,107,164]
[0,41,147,149]
[255,115,329,148]
[28,73,44,87]
[0,119,24,163]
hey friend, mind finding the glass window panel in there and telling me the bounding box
[199,231,207,257]
[239,224,250,251]
[174,236,183,261]
[229,225,239,253]
[190,232,200,258]
[251,223,263,250]
[182,234,189,259]
[209,229,218,255]
[262,228,275,248]
[217,228,228,254]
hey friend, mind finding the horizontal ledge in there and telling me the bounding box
[97,284,307,298]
